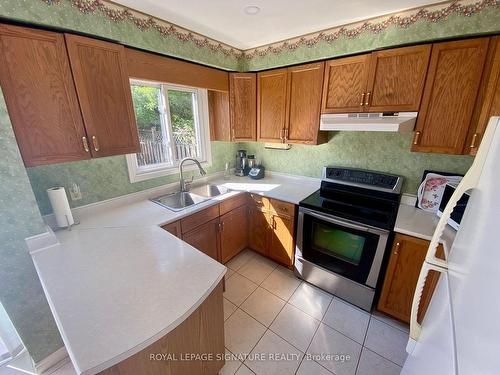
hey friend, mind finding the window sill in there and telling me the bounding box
[126,154,212,183]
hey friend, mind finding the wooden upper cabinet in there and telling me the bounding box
[321,54,370,113]
[65,34,140,157]
[466,36,500,155]
[412,38,490,154]
[366,45,431,112]
[287,62,326,144]
[257,68,288,143]
[0,25,89,167]
[208,90,230,141]
[378,233,443,324]
[229,73,257,141]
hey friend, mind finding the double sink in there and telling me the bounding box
[151,184,230,211]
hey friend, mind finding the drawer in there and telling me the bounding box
[269,199,295,217]
[219,192,248,216]
[248,193,270,211]
[181,204,220,234]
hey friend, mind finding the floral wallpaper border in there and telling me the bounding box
[243,0,499,59]
[41,0,244,59]
[33,0,500,70]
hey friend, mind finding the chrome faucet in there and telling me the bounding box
[179,157,207,192]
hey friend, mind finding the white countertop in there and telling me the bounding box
[394,204,456,256]
[30,172,320,375]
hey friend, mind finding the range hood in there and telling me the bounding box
[320,112,417,132]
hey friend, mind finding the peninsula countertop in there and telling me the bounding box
[30,172,321,375]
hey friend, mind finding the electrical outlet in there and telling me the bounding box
[69,183,82,201]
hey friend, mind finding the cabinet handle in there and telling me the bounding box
[279,206,288,213]
[280,128,284,142]
[92,135,100,152]
[364,92,371,106]
[360,93,366,106]
[394,242,400,255]
[284,129,289,143]
[231,128,235,141]
[82,136,90,153]
[413,131,421,145]
[469,133,478,149]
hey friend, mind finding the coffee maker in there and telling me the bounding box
[235,150,249,176]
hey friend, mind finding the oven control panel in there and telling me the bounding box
[324,167,400,191]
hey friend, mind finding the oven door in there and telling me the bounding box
[296,207,389,288]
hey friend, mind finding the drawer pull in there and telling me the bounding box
[394,242,400,255]
[92,135,100,152]
[82,136,90,152]
[469,133,478,149]
[360,93,366,106]
[364,92,371,106]
[413,131,421,145]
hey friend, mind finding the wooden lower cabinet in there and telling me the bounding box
[248,207,270,256]
[99,282,224,375]
[220,205,248,263]
[377,233,442,324]
[182,218,220,262]
[247,198,296,268]
[162,221,181,238]
[269,213,295,267]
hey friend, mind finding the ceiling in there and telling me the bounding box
[114,0,439,50]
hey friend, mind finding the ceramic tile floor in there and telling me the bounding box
[221,249,408,375]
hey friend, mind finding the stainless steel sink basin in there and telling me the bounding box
[189,184,230,198]
[151,191,208,211]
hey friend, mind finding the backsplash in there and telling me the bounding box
[27,141,238,216]
[238,132,473,194]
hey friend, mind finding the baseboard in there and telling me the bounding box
[35,347,69,374]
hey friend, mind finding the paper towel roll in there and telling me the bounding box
[47,187,74,228]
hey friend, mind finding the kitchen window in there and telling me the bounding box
[126,80,211,182]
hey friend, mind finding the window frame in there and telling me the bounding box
[126,80,212,183]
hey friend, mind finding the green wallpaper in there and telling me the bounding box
[0,88,64,363]
[238,132,473,194]
[27,142,238,215]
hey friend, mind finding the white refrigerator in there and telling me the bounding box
[402,116,500,375]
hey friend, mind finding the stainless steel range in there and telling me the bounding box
[295,167,403,311]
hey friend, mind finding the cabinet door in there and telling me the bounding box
[269,214,295,267]
[412,38,489,154]
[257,68,288,142]
[220,205,248,263]
[182,218,220,262]
[377,234,442,324]
[229,73,256,141]
[208,90,230,141]
[0,25,89,167]
[287,62,326,144]
[248,207,270,256]
[321,54,370,113]
[65,34,140,158]
[366,45,431,112]
[466,37,500,155]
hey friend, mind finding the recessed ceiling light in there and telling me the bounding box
[244,5,260,15]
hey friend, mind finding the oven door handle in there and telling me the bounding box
[299,207,388,235]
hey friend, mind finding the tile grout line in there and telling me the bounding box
[292,297,335,375]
